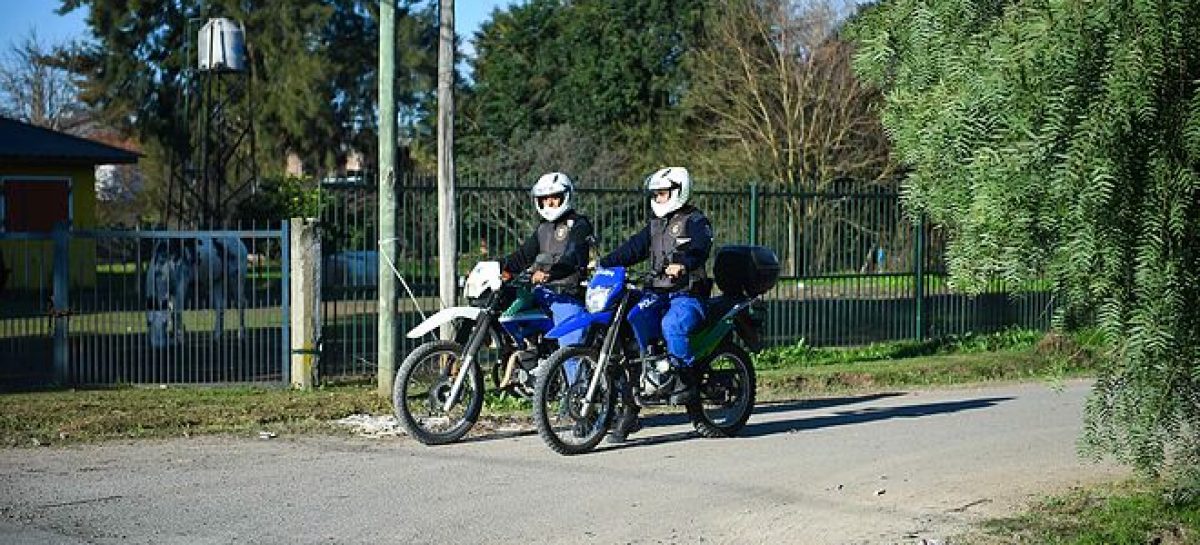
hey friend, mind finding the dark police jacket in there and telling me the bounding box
[598,205,713,294]
[501,210,593,293]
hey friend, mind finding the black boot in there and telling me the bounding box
[667,367,699,405]
[607,405,642,444]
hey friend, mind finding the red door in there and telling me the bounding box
[4,180,70,232]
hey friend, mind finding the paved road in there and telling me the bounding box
[0,380,1127,545]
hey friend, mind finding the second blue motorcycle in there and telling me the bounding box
[531,245,780,455]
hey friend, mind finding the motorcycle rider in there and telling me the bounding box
[500,172,593,371]
[597,167,713,442]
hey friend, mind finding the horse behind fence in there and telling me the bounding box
[145,236,248,348]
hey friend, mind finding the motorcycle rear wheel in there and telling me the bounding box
[687,343,756,438]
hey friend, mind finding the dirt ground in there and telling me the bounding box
[0,380,1128,545]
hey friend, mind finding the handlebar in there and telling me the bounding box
[509,269,587,292]
[628,269,683,292]
[511,270,534,286]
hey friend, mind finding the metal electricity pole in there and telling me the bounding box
[437,0,457,337]
[377,0,398,396]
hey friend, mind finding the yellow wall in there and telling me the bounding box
[0,165,98,289]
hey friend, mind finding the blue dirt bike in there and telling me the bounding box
[531,245,780,455]
[392,260,576,445]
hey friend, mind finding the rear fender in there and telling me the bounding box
[690,299,757,357]
[732,309,764,352]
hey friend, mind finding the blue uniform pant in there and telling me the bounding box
[662,294,704,367]
[538,288,586,380]
[628,292,705,368]
[549,300,585,347]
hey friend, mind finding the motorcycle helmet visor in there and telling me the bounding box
[536,192,566,208]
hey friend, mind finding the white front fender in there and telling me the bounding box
[406,307,483,339]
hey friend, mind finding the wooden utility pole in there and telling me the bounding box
[437,0,457,335]
[377,0,398,396]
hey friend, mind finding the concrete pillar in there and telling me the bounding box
[290,218,320,389]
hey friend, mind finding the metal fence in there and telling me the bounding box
[0,223,290,388]
[317,175,1054,379]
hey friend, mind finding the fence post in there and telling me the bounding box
[290,218,320,389]
[52,221,70,384]
[280,220,291,384]
[913,214,926,340]
[749,182,759,246]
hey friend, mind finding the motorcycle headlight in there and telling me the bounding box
[585,286,612,313]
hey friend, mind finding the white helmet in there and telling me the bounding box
[530,172,574,222]
[645,167,692,218]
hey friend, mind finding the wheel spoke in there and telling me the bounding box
[689,346,756,438]
[394,341,484,444]
[534,348,613,454]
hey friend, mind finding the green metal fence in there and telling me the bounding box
[317,175,1053,378]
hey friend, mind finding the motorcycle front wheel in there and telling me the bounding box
[532,346,615,455]
[687,342,756,438]
[393,340,485,445]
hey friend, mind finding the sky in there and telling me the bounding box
[0,0,518,59]
[0,0,90,46]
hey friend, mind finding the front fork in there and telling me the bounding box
[578,294,631,420]
[442,312,494,412]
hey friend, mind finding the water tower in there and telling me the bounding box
[166,17,258,228]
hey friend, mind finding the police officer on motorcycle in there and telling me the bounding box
[598,167,713,441]
[500,172,594,351]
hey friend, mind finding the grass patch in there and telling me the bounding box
[1,307,286,336]
[95,263,284,280]
[965,475,1200,544]
[756,349,1091,400]
[0,384,390,447]
[753,328,1103,400]
[0,381,542,447]
[484,390,534,414]
[753,328,1100,370]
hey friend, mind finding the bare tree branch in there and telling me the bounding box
[687,0,894,191]
[0,30,90,134]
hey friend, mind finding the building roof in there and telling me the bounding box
[0,117,140,166]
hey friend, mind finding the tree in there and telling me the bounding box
[56,0,436,176]
[233,175,320,221]
[684,0,894,190]
[0,30,90,133]
[849,0,1200,474]
[683,0,898,274]
[460,0,706,182]
[460,123,629,248]
[462,0,563,146]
